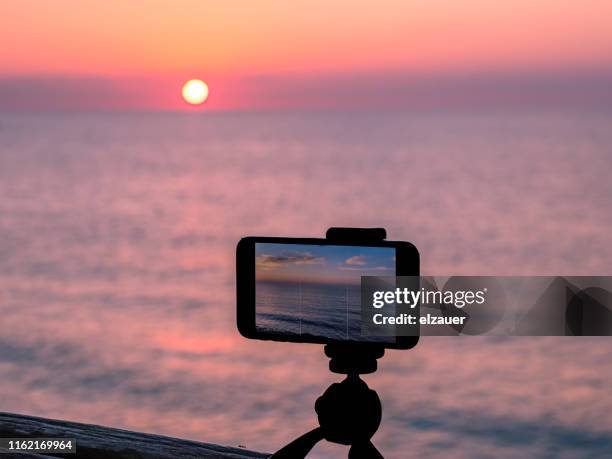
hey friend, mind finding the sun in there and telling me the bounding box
[182,79,209,105]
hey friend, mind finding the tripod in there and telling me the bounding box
[271,228,390,459]
[270,343,386,459]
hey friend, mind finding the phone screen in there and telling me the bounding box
[255,242,396,342]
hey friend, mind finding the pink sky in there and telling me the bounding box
[1,0,612,110]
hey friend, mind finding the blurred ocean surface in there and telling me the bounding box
[0,111,611,458]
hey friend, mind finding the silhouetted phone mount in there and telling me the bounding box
[270,228,387,459]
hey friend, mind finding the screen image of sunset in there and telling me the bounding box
[255,244,396,341]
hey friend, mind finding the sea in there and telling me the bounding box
[1,110,611,458]
[256,280,385,342]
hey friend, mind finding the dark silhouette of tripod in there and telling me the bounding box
[270,344,386,459]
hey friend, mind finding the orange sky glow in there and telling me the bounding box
[1,0,612,110]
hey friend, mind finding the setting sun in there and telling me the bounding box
[182,79,209,105]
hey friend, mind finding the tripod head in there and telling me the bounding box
[325,343,384,374]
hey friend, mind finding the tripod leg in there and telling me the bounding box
[348,440,384,459]
[270,427,324,459]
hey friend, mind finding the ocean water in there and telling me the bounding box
[0,110,611,458]
[256,281,366,341]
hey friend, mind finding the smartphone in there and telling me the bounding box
[236,236,419,349]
